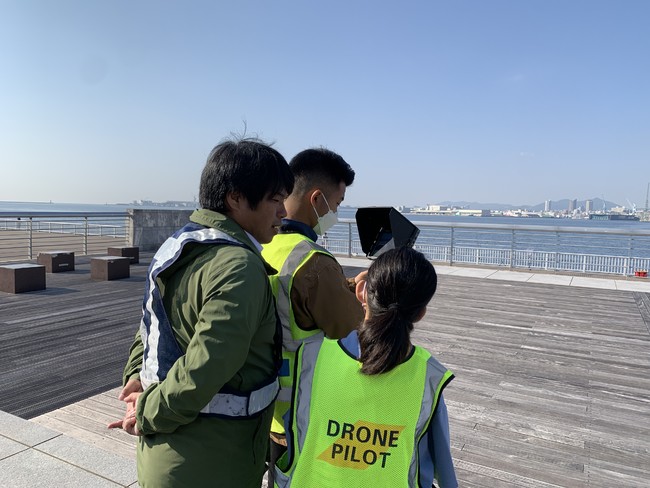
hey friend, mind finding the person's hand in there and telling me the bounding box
[107,391,143,435]
[354,270,368,284]
[347,270,368,292]
[120,391,143,436]
[117,378,142,401]
[107,379,143,435]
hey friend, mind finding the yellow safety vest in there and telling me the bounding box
[275,337,453,488]
[262,232,333,434]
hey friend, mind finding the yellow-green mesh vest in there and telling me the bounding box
[261,232,333,434]
[275,337,453,488]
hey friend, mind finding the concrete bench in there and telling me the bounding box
[37,250,75,273]
[90,257,131,281]
[0,264,46,293]
[107,246,139,264]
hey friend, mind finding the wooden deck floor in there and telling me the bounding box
[421,270,650,487]
[0,255,149,418]
[2,257,649,487]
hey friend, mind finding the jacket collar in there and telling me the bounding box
[279,218,318,242]
[190,209,277,275]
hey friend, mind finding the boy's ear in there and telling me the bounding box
[308,189,321,207]
[225,191,242,212]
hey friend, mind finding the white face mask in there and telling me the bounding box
[312,193,338,235]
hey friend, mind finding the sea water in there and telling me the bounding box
[2,201,650,259]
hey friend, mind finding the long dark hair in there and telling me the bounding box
[358,247,437,375]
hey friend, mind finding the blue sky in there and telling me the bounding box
[1,0,648,208]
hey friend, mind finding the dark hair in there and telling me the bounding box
[358,247,437,375]
[289,148,355,196]
[199,138,294,212]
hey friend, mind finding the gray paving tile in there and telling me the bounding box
[447,268,496,278]
[615,280,650,292]
[0,411,59,447]
[431,264,456,275]
[0,449,120,487]
[487,270,533,281]
[336,257,370,268]
[571,277,617,290]
[527,274,574,286]
[0,435,27,460]
[36,435,137,486]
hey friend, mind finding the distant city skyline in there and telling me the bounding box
[1,1,648,208]
[0,194,640,211]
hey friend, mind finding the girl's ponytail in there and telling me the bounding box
[358,247,437,375]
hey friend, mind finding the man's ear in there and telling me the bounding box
[225,191,242,212]
[308,188,322,207]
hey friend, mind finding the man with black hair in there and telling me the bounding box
[109,138,293,487]
[261,148,365,480]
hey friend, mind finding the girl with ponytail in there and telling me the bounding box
[356,246,438,375]
[275,247,457,488]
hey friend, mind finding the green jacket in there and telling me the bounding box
[122,209,279,487]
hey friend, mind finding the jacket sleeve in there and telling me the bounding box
[423,394,458,488]
[122,329,143,386]
[290,253,364,339]
[136,252,269,434]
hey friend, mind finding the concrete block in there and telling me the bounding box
[0,264,46,293]
[37,251,75,273]
[107,246,139,264]
[90,257,130,281]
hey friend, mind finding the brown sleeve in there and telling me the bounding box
[290,253,364,339]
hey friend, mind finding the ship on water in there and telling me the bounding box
[589,213,640,221]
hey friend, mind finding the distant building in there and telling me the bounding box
[426,205,449,212]
[568,199,577,212]
[455,209,491,217]
[544,200,551,212]
[411,205,488,216]
[585,200,593,213]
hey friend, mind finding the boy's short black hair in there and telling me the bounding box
[289,148,355,195]
[199,138,294,212]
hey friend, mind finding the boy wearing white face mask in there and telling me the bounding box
[261,148,366,483]
[312,191,338,235]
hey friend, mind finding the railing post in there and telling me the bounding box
[348,222,352,257]
[28,217,34,260]
[628,236,634,276]
[449,227,454,265]
[509,229,515,268]
[84,217,89,255]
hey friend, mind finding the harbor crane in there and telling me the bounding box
[626,198,637,214]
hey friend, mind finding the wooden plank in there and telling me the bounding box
[0,262,647,487]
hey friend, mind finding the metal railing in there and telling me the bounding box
[0,212,129,262]
[322,219,650,276]
[3,212,650,277]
